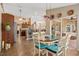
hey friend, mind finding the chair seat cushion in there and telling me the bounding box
[35,43,48,49]
[46,44,61,53]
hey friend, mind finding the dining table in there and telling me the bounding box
[40,39,59,46]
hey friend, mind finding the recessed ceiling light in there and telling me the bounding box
[19,18,22,21]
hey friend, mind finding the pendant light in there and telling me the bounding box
[44,3,49,20]
[49,3,54,20]
[19,7,22,21]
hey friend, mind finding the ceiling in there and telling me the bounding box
[3,3,76,22]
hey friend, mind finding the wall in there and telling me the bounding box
[14,22,17,43]
[45,19,50,34]
[0,4,3,52]
[77,15,79,50]
[46,4,79,18]
[46,4,79,33]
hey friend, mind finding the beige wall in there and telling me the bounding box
[46,4,79,18]
[46,4,79,34]
[45,19,50,34]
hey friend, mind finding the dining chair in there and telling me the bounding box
[33,33,47,56]
[46,42,64,56]
[46,33,69,56]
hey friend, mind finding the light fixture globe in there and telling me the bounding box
[6,25,11,32]
[19,18,22,21]
[19,7,23,21]
[5,20,11,32]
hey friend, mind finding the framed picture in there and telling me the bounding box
[50,15,54,20]
[67,9,74,16]
[57,13,62,18]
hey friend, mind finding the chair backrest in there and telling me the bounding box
[65,32,77,49]
[33,33,41,50]
[58,33,68,48]
[33,33,39,44]
[56,33,68,56]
